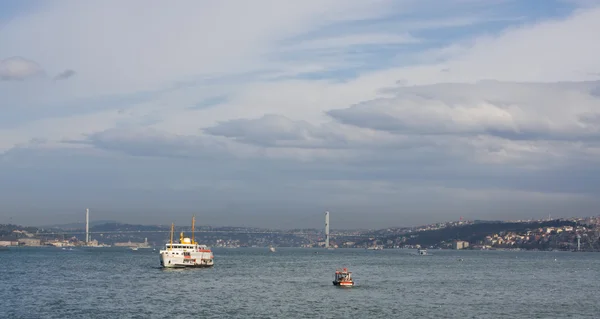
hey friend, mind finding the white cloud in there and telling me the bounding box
[283,33,420,52]
[395,6,600,84]
[0,56,44,81]
[0,0,396,98]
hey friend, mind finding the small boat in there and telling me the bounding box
[131,247,138,251]
[418,248,428,255]
[333,268,354,287]
[269,246,276,253]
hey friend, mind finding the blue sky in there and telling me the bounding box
[1,0,600,228]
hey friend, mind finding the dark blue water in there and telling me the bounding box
[1,247,599,318]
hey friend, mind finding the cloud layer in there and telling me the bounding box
[1,1,600,228]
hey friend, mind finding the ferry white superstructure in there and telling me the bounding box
[159,217,214,268]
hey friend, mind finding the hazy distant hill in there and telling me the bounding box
[42,220,118,230]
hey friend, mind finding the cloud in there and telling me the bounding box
[205,114,326,147]
[190,95,229,110]
[79,127,247,159]
[0,0,398,98]
[2,1,600,227]
[203,114,442,158]
[2,142,599,228]
[328,81,600,141]
[195,81,600,173]
[0,56,44,81]
[53,69,76,80]
[282,33,420,52]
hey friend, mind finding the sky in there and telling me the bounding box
[1,0,600,229]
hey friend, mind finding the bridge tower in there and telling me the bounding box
[85,208,90,244]
[325,211,330,248]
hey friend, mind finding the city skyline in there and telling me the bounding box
[1,208,595,231]
[1,1,600,228]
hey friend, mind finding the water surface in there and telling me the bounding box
[1,247,599,318]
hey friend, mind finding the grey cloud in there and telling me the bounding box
[204,114,345,148]
[53,69,76,80]
[328,81,600,141]
[4,81,599,228]
[204,114,438,152]
[578,112,600,126]
[0,56,44,81]
[78,127,240,159]
[69,82,600,175]
[197,82,600,172]
[2,143,600,228]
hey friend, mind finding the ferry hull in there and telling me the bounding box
[160,255,214,268]
[161,263,214,269]
[332,281,354,287]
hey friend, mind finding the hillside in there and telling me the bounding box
[373,220,578,247]
[0,224,38,237]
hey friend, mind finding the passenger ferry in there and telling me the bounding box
[333,268,354,287]
[159,217,214,268]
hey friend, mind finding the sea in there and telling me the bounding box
[1,247,599,318]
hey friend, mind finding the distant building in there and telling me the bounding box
[453,240,469,250]
[0,236,19,246]
[114,239,150,248]
[18,238,41,246]
[84,239,99,247]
